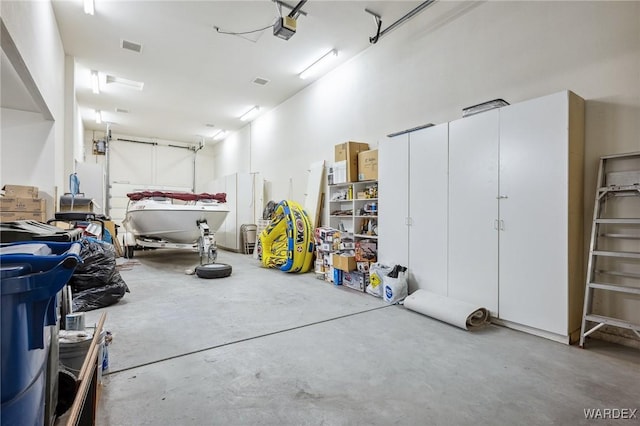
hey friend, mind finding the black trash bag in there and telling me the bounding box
[70,238,118,291]
[72,279,128,312]
[70,238,129,311]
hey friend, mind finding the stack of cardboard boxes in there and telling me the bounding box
[0,185,46,222]
[314,226,378,293]
[328,141,378,184]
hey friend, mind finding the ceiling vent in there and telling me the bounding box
[115,107,129,113]
[121,39,143,53]
[252,77,270,86]
[106,74,144,91]
[205,123,216,128]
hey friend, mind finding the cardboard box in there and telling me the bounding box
[331,253,356,272]
[59,196,94,212]
[358,149,378,181]
[2,185,38,199]
[0,197,44,212]
[335,142,370,182]
[0,211,46,222]
[355,240,377,262]
[343,271,370,292]
[319,243,332,252]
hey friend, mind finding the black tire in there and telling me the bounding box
[56,369,77,416]
[195,263,232,279]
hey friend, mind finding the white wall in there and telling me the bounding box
[213,1,640,344]
[1,0,66,214]
[217,1,639,203]
[0,108,56,212]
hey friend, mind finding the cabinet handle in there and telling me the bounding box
[494,219,499,230]
[496,195,509,199]
[500,220,505,230]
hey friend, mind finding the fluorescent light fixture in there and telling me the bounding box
[84,0,94,15]
[299,49,338,80]
[95,110,102,124]
[213,130,227,141]
[105,74,144,91]
[239,106,260,122]
[91,70,100,94]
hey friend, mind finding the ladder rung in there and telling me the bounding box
[589,282,640,295]
[598,184,640,193]
[585,314,640,332]
[601,233,640,239]
[595,218,640,224]
[596,269,640,279]
[592,250,640,259]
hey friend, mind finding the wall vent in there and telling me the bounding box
[252,77,270,86]
[121,39,143,53]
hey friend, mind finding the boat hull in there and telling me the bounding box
[123,202,229,244]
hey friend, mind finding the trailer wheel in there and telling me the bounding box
[195,263,232,279]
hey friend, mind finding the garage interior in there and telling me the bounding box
[1,1,639,425]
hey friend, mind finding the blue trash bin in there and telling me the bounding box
[1,241,81,426]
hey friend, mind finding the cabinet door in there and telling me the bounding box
[448,110,499,314]
[498,92,569,334]
[378,135,409,267]
[409,124,449,295]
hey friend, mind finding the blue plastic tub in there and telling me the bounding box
[1,241,81,426]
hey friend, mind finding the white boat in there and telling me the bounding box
[122,191,229,245]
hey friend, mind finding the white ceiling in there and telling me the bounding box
[50,0,424,144]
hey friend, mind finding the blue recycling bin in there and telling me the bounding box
[1,241,81,426]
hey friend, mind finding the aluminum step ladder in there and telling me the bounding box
[579,151,640,347]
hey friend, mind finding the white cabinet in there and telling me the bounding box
[379,123,449,294]
[448,110,500,314]
[379,138,409,267]
[207,172,264,252]
[328,180,379,240]
[449,91,584,342]
[380,90,584,343]
[497,92,584,337]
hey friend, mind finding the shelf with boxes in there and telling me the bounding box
[314,226,378,293]
[328,180,378,240]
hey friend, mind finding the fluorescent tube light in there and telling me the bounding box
[105,74,144,91]
[84,0,95,15]
[95,110,102,124]
[239,106,260,122]
[213,130,227,141]
[91,70,100,94]
[299,49,338,80]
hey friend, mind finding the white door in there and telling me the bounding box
[498,92,569,334]
[448,110,500,314]
[378,135,409,268]
[409,124,449,295]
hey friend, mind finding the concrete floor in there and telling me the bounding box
[84,249,640,425]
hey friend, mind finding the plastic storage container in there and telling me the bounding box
[0,241,81,426]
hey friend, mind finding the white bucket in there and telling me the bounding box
[58,329,106,379]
